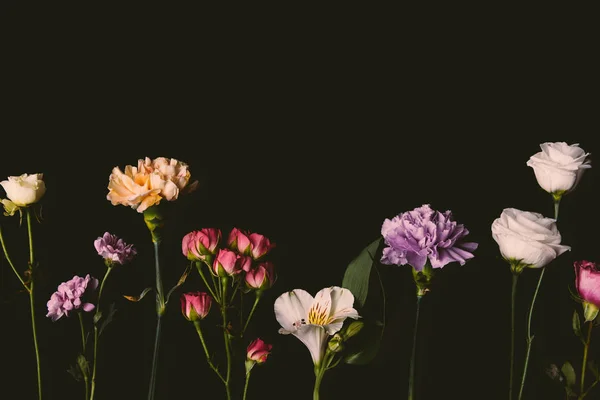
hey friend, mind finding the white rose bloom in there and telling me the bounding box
[491,208,570,269]
[526,142,591,194]
[0,173,46,207]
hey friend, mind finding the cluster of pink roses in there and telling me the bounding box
[182,227,276,291]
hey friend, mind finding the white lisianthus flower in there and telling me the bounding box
[526,142,591,196]
[491,208,570,272]
[0,173,46,207]
[274,286,360,366]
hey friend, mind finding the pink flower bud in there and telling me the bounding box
[213,248,243,277]
[238,255,253,273]
[245,261,276,291]
[182,229,221,261]
[228,227,252,255]
[249,233,275,260]
[180,292,212,321]
[246,338,272,364]
[575,260,600,321]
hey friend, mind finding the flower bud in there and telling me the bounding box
[180,292,212,321]
[182,228,221,262]
[246,338,272,365]
[248,232,275,260]
[341,320,364,340]
[327,333,344,353]
[212,249,243,277]
[228,227,252,255]
[245,261,276,291]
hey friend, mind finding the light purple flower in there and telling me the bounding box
[46,274,99,321]
[94,232,137,266]
[380,204,478,271]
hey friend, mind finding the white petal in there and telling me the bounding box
[274,289,313,333]
[293,324,328,366]
[325,286,360,334]
[309,287,333,324]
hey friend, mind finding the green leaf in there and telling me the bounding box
[341,237,382,308]
[67,364,83,382]
[123,287,152,302]
[165,263,193,305]
[343,319,382,365]
[573,310,582,338]
[77,354,89,377]
[99,303,117,336]
[561,361,576,388]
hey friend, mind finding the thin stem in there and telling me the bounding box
[554,198,561,220]
[581,322,593,395]
[510,273,519,400]
[518,267,546,400]
[221,277,232,400]
[193,321,226,383]
[408,295,423,400]
[148,241,165,400]
[90,267,112,400]
[0,225,30,292]
[243,369,252,400]
[374,265,387,336]
[242,292,261,336]
[26,209,42,400]
[313,363,326,400]
[78,313,90,400]
[195,261,219,301]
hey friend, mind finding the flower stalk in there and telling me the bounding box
[90,266,113,400]
[26,208,43,400]
[408,295,423,400]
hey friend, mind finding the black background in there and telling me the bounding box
[1,4,599,400]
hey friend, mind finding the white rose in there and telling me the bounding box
[491,208,570,269]
[0,173,46,207]
[526,142,591,194]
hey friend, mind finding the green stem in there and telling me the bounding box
[581,322,593,395]
[243,369,252,400]
[518,267,546,400]
[408,295,422,400]
[242,291,262,336]
[313,363,326,400]
[510,273,519,400]
[79,313,90,400]
[554,198,561,220]
[195,261,219,302]
[221,277,232,400]
[26,209,42,400]
[90,267,112,400]
[193,321,226,383]
[0,225,30,292]
[148,241,165,400]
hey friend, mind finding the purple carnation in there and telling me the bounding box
[381,204,478,271]
[94,232,137,265]
[46,274,99,321]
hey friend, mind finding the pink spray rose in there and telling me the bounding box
[575,260,600,321]
[246,338,273,364]
[182,228,221,262]
[228,227,252,255]
[212,248,244,277]
[246,261,276,291]
[181,292,212,321]
[248,232,275,260]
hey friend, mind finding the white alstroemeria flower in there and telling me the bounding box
[274,286,360,366]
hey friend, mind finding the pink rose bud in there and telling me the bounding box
[246,338,273,364]
[213,249,243,277]
[238,255,253,273]
[228,227,252,255]
[248,232,275,260]
[182,228,221,261]
[245,261,276,291]
[181,292,212,321]
[574,260,600,321]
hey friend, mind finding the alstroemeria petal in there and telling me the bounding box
[293,324,328,366]
[274,289,314,333]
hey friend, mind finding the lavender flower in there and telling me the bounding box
[381,204,478,271]
[46,274,99,321]
[94,232,137,266]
